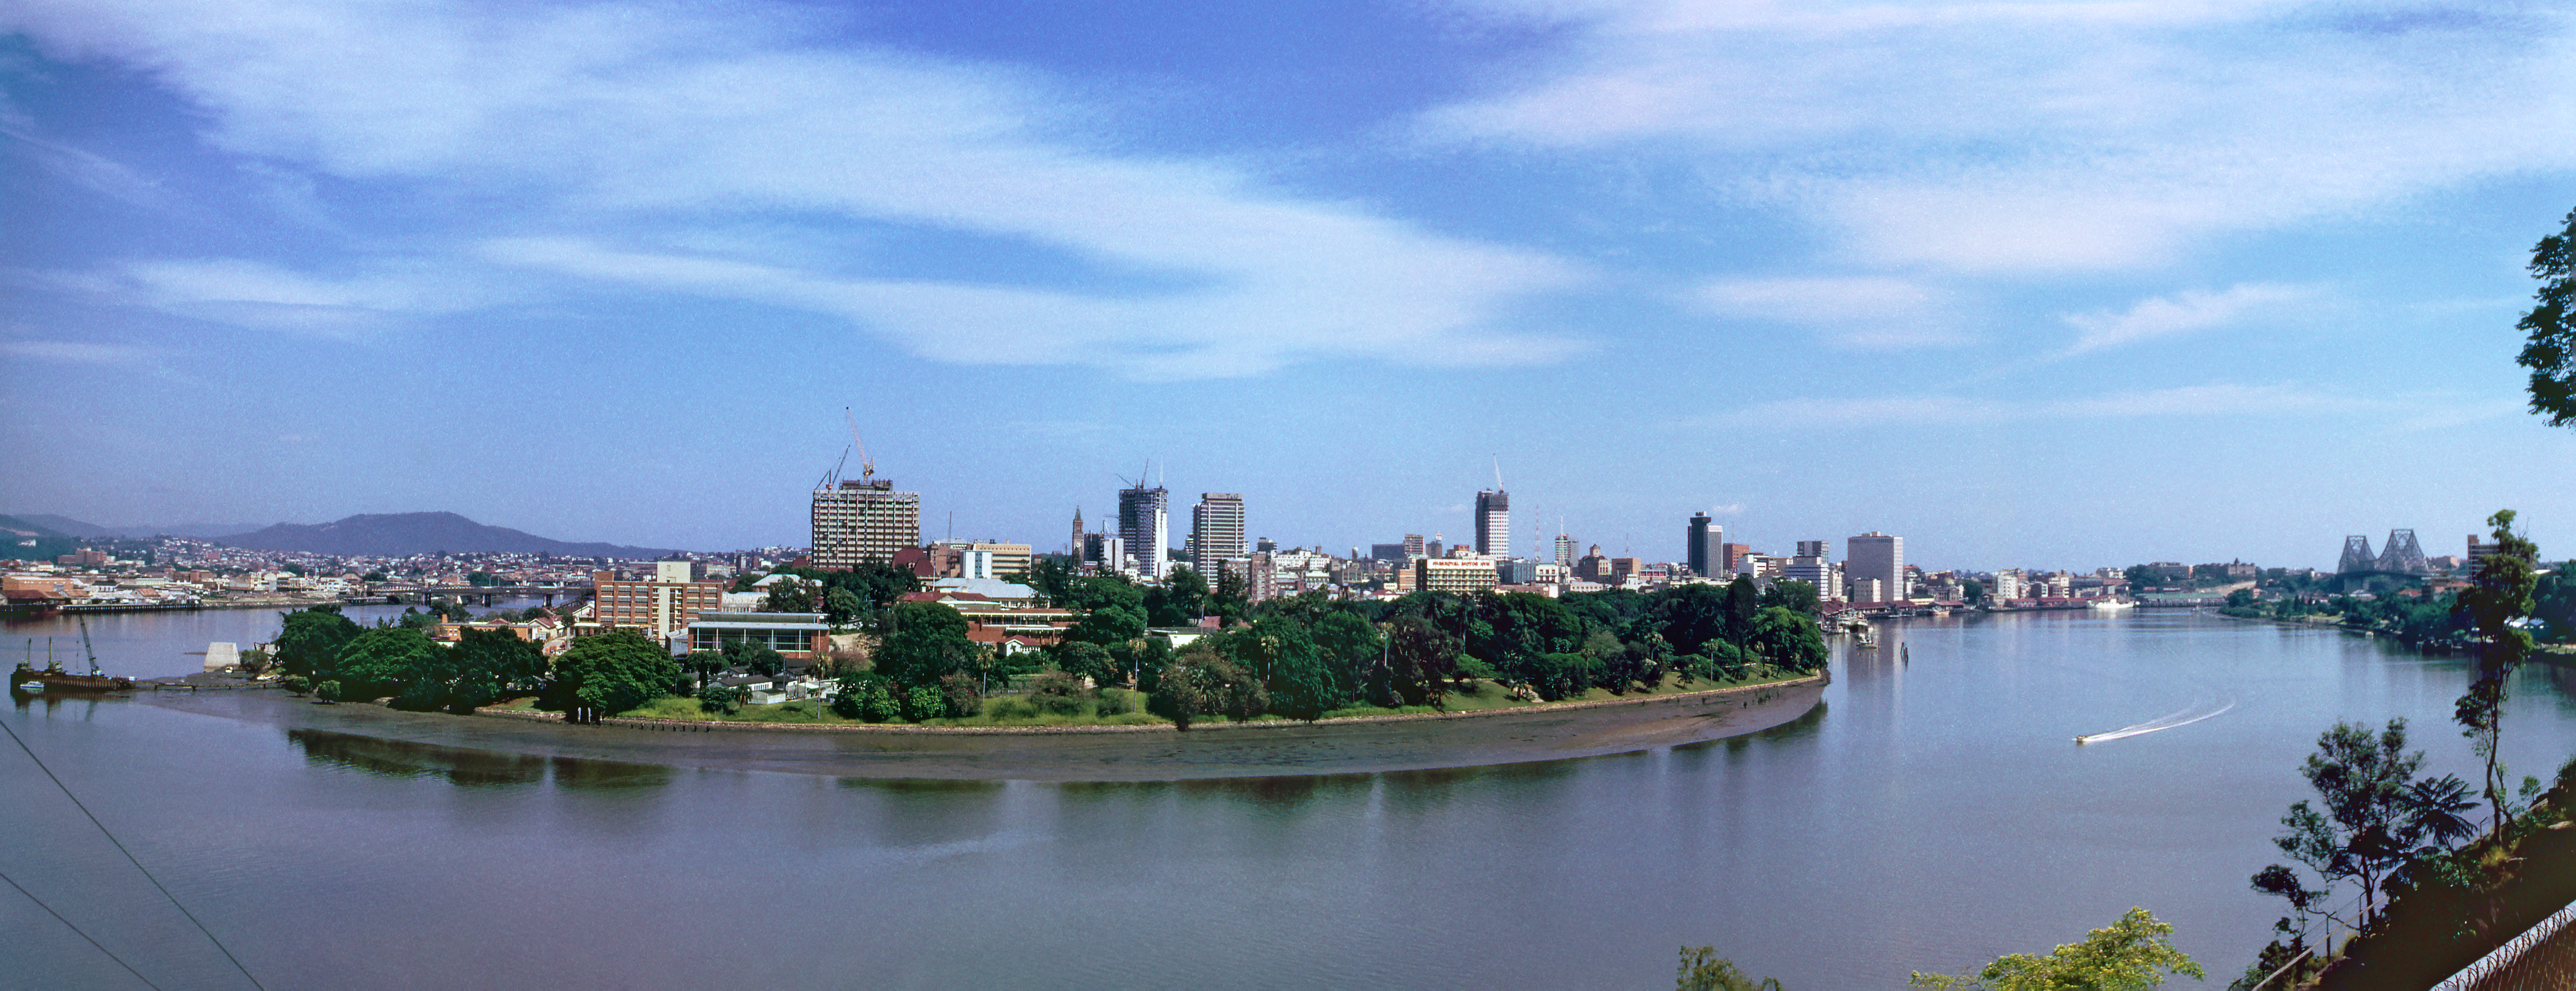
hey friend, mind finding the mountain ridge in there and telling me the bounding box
[219,512,682,559]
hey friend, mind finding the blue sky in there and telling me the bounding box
[4,0,2573,571]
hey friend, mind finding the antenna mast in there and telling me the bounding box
[1492,455,1503,490]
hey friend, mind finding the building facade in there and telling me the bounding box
[1415,556,1500,594]
[1687,513,1724,578]
[1118,483,1170,580]
[590,561,727,643]
[1474,489,1510,558]
[1191,492,1247,576]
[811,478,921,568]
[1846,532,1904,603]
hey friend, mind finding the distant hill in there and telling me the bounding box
[16,514,263,539]
[220,512,682,559]
[0,514,78,560]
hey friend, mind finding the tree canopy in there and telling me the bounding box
[547,628,681,715]
[2516,205,2576,426]
[1909,908,2202,991]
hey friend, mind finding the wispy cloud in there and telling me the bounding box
[1696,275,1973,349]
[0,339,161,365]
[6,0,1593,378]
[2061,283,2316,356]
[105,258,502,339]
[1429,0,2576,274]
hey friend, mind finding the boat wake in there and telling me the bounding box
[2076,695,2235,745]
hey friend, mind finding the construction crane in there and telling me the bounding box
[845,407,875,482]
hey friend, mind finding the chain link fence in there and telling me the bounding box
[2432,896,2576,991]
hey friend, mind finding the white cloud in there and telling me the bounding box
[105,258,501,339]
[0,339,161,366]
[2061,283,2315,355]
[4,0,1591,378]
[1696,275,1973,349]
[1429,0,2576,274]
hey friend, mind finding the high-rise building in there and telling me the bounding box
[1795,540,1828,559]
[1475,489,1510,558]
[1722,543,1750,574]
[1370,543,1407,562]
[1069,508,1084,559]
[1847,532,1903,604]
[1555,532,1576,568]
[1403,533,1427,559]
[1191,493,1247,576]
[1687,513,1724,578]
[590,561,725,644]
[811,478,921,568]
[1118,482,1170,580]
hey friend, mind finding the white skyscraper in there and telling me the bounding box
[1191,493,1247,576]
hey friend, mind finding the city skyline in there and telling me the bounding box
[5,0,2574,569]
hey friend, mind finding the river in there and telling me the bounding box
[5,607,2573,989]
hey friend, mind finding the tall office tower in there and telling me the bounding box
[1475,489,1510,558]
[1403,533,1427,559]
[1555,532,1576,568]
[1846,532,1903,604]
[1070,508,1084,559]
[1686,513,1724,578]
[811,478,921,568]
[1192,493,1247,575]
[1795,540,1828,559]
[1118,482,1171,580]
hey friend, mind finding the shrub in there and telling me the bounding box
[698,683,741,716]
[904,684,945,722]
[314,680,341,704]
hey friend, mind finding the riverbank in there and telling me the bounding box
[139,672,1829,781]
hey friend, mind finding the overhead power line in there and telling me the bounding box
[0,868,165,990]
[0,718,266,991]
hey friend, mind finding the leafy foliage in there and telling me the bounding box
[1908,908,2202,991]
[2453,509,2540,835]
[1676,947,1783,991]
[273,605,360,677]
[2516,206,2576,426]
[2252,719,2480,933]
[547,629,681,715]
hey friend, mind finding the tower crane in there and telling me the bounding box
[845,407,875,482]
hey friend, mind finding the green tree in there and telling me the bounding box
[824,587,865,625]
[1760,580,1823,616]
[447,627,547,711]
[547,629,680,715]
[763,578,819,614]
[875,601,979,691]
[334,626,443,702]
[1382,615,1457,709]
[1068,602,1148,648]
[697,682,741,715]
[273,605,360,678]
[680,649,728,690]
[1747,607,1828,672]
[2453,509,2540,835]
[2515,205,2576,425]
[832,673,902,722]
[902,683,946,722]
[466,570,496,587]
[1908,908,2202,990]
[1145,566,1209,627]
[1676,947,1783,991]
[1657,583,1734,658]
[2252,719,2480,931]
[313,679,341,704]
[1962,579,1987,606]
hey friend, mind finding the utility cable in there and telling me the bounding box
[0,868,165,990]
[0,718,267,991]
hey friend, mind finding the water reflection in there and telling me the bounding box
[287,728,670,789]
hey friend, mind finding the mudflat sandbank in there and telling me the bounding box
[141,675,1828,782]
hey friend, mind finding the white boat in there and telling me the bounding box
[2088,598,2135,610]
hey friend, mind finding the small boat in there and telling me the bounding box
[11,667,134,692]
[14,681,41,693]
[2089,598,2135,610]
